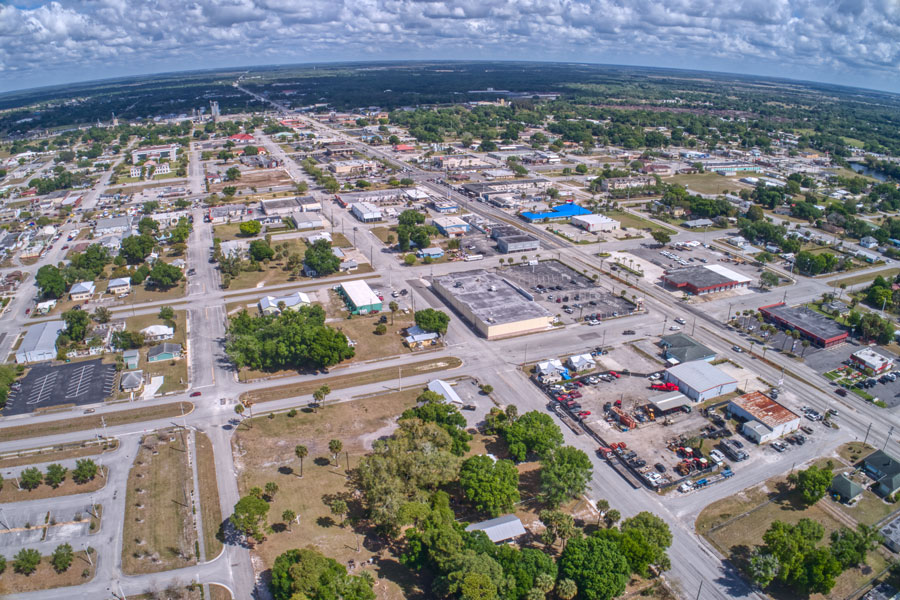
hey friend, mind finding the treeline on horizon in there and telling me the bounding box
[2,61,900,155]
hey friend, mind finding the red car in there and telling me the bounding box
[190,391,201,397]
[609,371,620,378]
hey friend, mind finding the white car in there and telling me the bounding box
[669,325,682,331]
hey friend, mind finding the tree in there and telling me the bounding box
[239,220,261,236]
[788,464,833,505]
[556,578,577,600]
[44,463,67,488]
[158,306,175,321]
[502,411,564,462]
[388,301,399,325]
[480,384,494,395]
[35,265,66,299]
[147,261,183,289]
[539,509,578,549]
[72,459,98,484]
[225,166,241,181]
[749,549,781,588]
[650,230,671,246]
[375,323,387,335]
[401,391,472,455]
[330,499,348,525]
[620,512,673,573]
[263,482,279,502]
[63,309,90,342]
[459,455,520,517]
[830,524,882,569]
[559,535,630,600]
[119,233,155,264]
[92,306,111,323]
[414,308,450,335]
[20,467,42,490]
[540,446,593,507]
[760,518,835,593]
[329,439,343,466]
[231,495,270,542]
[112,330,144,350]
[270,548,375,600]
[295,445,308,478]
[50,543,73,573]
[605,509,621,528]
[249,240,275,262]
[13,548,41,575]
[760,271,779,289]
[313,384,331,407]
[404,253,417,266]
[304,239,341,276]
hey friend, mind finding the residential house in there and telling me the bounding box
[258,292,311,315]
[830,473,863,504]
[147,342,183,362]
[141,325,175,342]
[863,450,900,497]
[861,236,879,249]
[120,370,144,392]
[94,216,132,236]
[69,281,96,301]
[107,278,131,296]
[567,354,596,372]
[464,514,527,544]
[123,349,140,370]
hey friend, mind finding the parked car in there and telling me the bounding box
[190,391,202,397]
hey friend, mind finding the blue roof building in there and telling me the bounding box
[520,203,591,223]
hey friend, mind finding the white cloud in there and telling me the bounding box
[0,0,898,92]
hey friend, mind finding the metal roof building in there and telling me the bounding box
[465,514,527,543]
[16,320,65,364]
[339,280,382,315]
[664,360,737,402]
[427,379,462,404]
[729,391,800,444]
[661,265,751,295]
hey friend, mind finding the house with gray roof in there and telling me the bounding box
[120,370,144,392]
[864,450,900,497]
[148,342,182,363]
[659,333,716,365]
[464,514,527,543]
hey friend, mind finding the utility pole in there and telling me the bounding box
[864,422,873,446]
[884,426,895,451]
[695,581,703,600]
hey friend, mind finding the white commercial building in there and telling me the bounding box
[571,214,620,233]
[851,348,894,374]
[350,202,382,223]
[427,379,462,404]
[664,360,738,402]
[16,320,65,363]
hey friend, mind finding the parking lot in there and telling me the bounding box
[4,359,117,415]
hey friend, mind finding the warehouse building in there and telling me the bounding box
[520,203,592,223]
[759,302,849,348]
[432,269,553,339]
[497,234,540,253]
[16,320,65,363]
[661,264,751,295]
[728,391,801,444]
[350,202,382,223]
[261,197,302,216]
[664,360,737,402]
[571,214,620,233]
[339,280,383,315]
[433,216,469,237]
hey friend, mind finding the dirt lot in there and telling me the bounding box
[0,549,96,595]
[210,168,294,195]
[121,428,198,575]
[232,389,424,600]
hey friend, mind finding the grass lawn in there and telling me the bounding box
[837,442,875,464]
[195,432,224,559]
[0,550,96,595]
[834,489,898,527]
[225,239,308,290]
[0,402,193,442]
[0,465,107,503]
[130,281,187,304]
[209,584,233,600]
[698,459,892,600]
[329,313,417,362]
[232,389,425,600]
[239,356,463,401]
[828,268,900,288]
[370,226,396,245]
[127,310,188,394]
[122,429,198,575]
[670,173,752,196]
[331,232,352,248]
[213,223,260,242]
[604,210,675,234]
[0,438,118,468]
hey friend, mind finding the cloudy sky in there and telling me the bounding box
[1,0,899,94]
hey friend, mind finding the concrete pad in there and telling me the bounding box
[143,376,165,399]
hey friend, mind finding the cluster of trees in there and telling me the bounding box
[304,239,341,277]
[271,548,375,600]
[863,274,900,312]
[230,480,299,543]
[414,308,450,335]
[301,158,339,193]
[845,309,896,345]
[396,210,437,252]
[215,237,306,286]
[13,459,99,491]
[655,185,733,220]
[750,518,880,595]
[793,250,840,275]
[29,167,90,195]
[0,543,86,577]
[225,305,354,371]
[35,243,111,299]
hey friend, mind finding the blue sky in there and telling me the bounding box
[1,0,899,94]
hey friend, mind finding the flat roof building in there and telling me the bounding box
[520,203,591,223]
[497,234,540,254]
[659,333,715,364]
[851,348,893,373]
[339,280,383,314]
[261,197,302,216]
[661,265,751,295]
[759,302,849,348]
[648,391,691,413]
[433,216,469,237]
[132,144,179,164]
[16,320,64,363]
[664,360,738,402]
[432,269,553,339]
[571,214,620,232]
[729,391,801,444]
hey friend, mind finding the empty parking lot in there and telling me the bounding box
[4,359,117,415]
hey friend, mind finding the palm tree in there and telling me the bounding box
[328,439,343,466]
[782,329,793,351]
[801,340,810,357]
[388,301,398,325]
[282,509,297,531]
[294,445,308,477]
